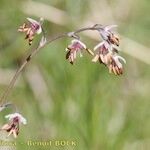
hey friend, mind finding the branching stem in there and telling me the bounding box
[0,25,100,105]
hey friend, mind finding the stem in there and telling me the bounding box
[74,27,98,34]
[0,33,67,104]
[0,25,100,104]
[0,61,27,104]
[68,25,100,38]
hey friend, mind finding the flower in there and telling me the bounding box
[92,41,126,75]
[1,113,27,138]
[92,24,126,75]
[107,54,126,75]
[99,25,120,46]
[92,41,108,63]
[18,18,43,45]
[66,39,87,64]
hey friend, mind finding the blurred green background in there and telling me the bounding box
[0,0,150,150]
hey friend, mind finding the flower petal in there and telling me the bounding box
[94,41,105,51]
[27,18,40,26]
[71,39,86,49]
[39,36,47,47]
[110,44,120,52]
[99,30,110,40]
[1,124,10,130]
[12,130,17,138]
[7,129,14,137]
[114,55,126,64]
[104,25,118,31]
[36,27,42,34]
[27,18,42,34]
[92,55,99,62]
[5,113,27,125]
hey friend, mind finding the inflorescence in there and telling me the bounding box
[0,18,126,138]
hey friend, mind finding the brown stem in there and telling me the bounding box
[0,25,100,105]
[0,33,67,104]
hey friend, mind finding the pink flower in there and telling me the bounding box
[66,39,87,64]
[92,41,110,63]
[99,25,120,46]
[108,55,126,75]
[18,18,43,45]
[92,41,126,75]
[1,113,27,138]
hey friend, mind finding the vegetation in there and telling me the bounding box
[0,0,149,150]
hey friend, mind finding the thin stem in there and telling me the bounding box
[74,27,98,34]
[0,61,27,104]
[0,33,67,104]
[68,25,100,38]
[0,25,100,105]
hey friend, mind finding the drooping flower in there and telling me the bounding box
[92,41,126,75]
[99,25,120,46]
[92,41,109,63]
[1,113,27,138]
[107,54,126,75]
[18,18,43,45]
[65,39,87,64]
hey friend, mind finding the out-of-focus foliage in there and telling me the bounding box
[0,0,150,150]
